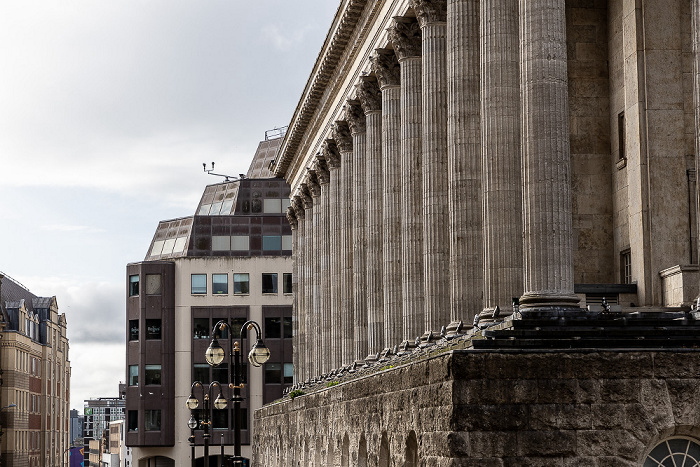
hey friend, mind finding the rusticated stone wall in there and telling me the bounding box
[254,349,700,466]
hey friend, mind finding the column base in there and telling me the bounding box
[519,292,580,309]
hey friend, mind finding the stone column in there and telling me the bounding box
[357,76,384,357]
[285,205,299,383]
[447,0,482,324]
[307,171,322,376]
[480,0,523,316]
[345,100,368,361]
[694,0,700,304]
[371,49,403,348]
[299,187,314,380]
[322,139,342,369]
[389,18,424,343]
[333,121,355,365]
[413,0,450,333]
[519,0,578,309]
[314,157,331,373]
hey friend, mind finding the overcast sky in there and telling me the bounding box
[0,0,339,411]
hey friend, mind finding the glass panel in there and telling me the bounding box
[251,199,262,213]
[221,199,234,215]
[212,409,228,429]
[283,317,292,339]
[193,364,210,384]
[193,318,210,339]
[283,273,292,294]
[128,411,138,431]
[668,439,688,455]
[232,235,250,251]
[281,198,291,212]
[212,236,231,251]
[210,202,223,216]
[129,320,139,341]
[173,236,187,253]
[265,317,281,339]
[283,363,294,384]
[198,204,212,215]
[162,238,176,255]
[145,274,161,295]
[212,274,228,295]
[263,199,282,213]
[144,365,162,385]
[129,275,139,297]
[264,363,282,384]
[234,274,249,294]
[146,319,161,339]
[262,273,278,294]
[230,318,248,340]
[282,235,292,250]
[128,365,138,386]
[649,443,671,462]
[212,366,228,385]
[191,274,207,294]
[150,240,165,257]
[686,441,700,461]
[262,236,282,251]
[144,410,161,431]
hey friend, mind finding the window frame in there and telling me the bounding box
[191,274,207,295]
[128,275,139,297]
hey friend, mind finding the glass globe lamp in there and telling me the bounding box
[248,339,271,367]
[205,338,225,366]
[186,395,199,410]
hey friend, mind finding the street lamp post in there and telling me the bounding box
[186,381,227,467]
[187,416,197,467]
[206,320,270,467]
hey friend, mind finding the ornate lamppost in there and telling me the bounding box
[205,320,270,466]
[186,381,227,467]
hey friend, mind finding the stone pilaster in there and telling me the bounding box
[448,0,482,323]
[333,120,355,365]
[314,156,331,373]
[413,0,450,333]
[519,0,578,309]
[480,0,523,315]
[286,205,299,383]
[357,76,384,356]
[322,139,342,369]
[388,18,425,342]
[307,171,322,376]
[299,187,314,380]
[345,100,369,361]
[371,49,403,348]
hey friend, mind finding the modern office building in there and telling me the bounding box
[83,394,125,466]
[69,409,83,446]
[125,136,294,465]
[0,272,70,467]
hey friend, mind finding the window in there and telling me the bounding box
[191,274,207,294]
[265,317,281,339]
[212,409,229,429]
[283,273,292,294]
[144,410,161,431]
[262,236,282,251]
[282,235,292,250]
[283,363,294,384]
[212,366,228,385]
[263,199,282,213]
[618,111,625,160]
[129,275,139,297]
[214,318,228,338]
[281,198,291,212]
[193,364,210,384]
[621,249,631,284]
[264,363,282,384]
[212,236,231,251]
[146,320,161,340]
[145,274,161,295]
[144,365,162,385]
[283,317,293,339]
[212,274,228,295]
[128,365,138,386]
[129,320,139,341]
[234,274,249,295]
[173,236,188,253]
[194,318,210,339]
[128,411,138,431]
[230,318,248,339]
[232,236,250,251]
[262,273,278,294]
[644,438,700,467]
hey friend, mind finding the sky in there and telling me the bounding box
[0,0,339,411]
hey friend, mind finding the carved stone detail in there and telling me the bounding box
[357,76,382,114]
[345,100,366,135]
[333,121,353,153]
[292,196,306,219]
[314,157,331,185]
[307,171,322,198]
[388,18,422,60]
[286,206,298,229]
[412,0,447,27]
[322,139,341,169]
[300,184,314,209]
[371,49,400,88]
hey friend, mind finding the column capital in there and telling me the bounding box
[388,18,422,60]
[300,184,314,208]
[322,139,341,169]
[333,120,353,153]
[344,100,366,135]
[286,206,298,229]
[305,170,321,198]
[314,157,331,185]
[292,196,306,219]
[411,0,447,27]
[357,76,382,115]
[371,49,400,88]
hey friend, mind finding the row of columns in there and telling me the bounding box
[287,0,578,381]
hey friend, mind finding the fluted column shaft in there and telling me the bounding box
[295,210,307,380]
[316,161,331,373]
[373,49,403,348]
[415,1,450,333]
[481,0,523,313]
[390,18,424,342]
[287,204,302,382]
[448,0,482,323]
[301,187,314,380]
[323,140,342,369]
[519,0,578,308]
[309,180,322,376]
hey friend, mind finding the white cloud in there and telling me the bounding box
[41,224,106,233]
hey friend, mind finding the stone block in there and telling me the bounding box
[516,430,577,457]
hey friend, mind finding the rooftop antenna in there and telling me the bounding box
[265,126,288,141]
[202,162,245,182]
